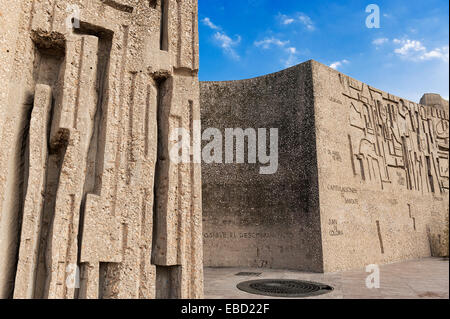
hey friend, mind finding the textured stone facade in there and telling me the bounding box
[201,60,449,272]
[1,0,448,300]
[201,62,323,272]
[0,0,203,299]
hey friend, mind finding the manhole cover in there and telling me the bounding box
[237,279,333,298]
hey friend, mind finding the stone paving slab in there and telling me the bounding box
[204,258,449,299]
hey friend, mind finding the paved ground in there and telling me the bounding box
[204,258,449,299]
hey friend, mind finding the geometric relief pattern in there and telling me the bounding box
[342,74,449,194]
[0,0,202,299]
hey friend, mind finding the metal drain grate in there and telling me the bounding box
[235,272,262,277]
[237,279,333,298]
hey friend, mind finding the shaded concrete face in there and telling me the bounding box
[201,62,324,272]
[0,0,203,299]
[200,60,449,273]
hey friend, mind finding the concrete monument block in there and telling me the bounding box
[201,60,449,272]
[0,0,202,299]
[201,62,323,272]
[313,61,448,272]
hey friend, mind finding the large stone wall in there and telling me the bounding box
[200,60,449,272]
[312,61,448,272]
[201,62,324,272]
[0,0,203,299]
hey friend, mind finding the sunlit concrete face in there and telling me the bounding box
[0,0,448,300]
[0,0,203,299]
[200,60,449,273]
[313,61,448,272]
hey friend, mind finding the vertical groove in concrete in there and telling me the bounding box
[4,0,200,299]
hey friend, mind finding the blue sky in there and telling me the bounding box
[198,0,449,102]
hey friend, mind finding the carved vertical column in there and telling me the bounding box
[2,0,203,299]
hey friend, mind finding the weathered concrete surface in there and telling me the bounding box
[0,0,203,299]
[420,93,449,111]
[312,60,448,272]
[201,62,323,272]
[200,60,449,273]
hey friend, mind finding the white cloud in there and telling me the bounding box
[372,38,389,46]
[287,47,297,54]
[254,37,290,49]
[393,39,426,56]
[214,32,241,60]
[298,13,315,31]
[202,17,220,30]
[420,45,449,62]
[329,59,349,70]
[202,17,241,60]
[278,12,315,31]
[393,39,449,62]
[283,47,301,67]
[278,14,295,25]
[253,35,300,67]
